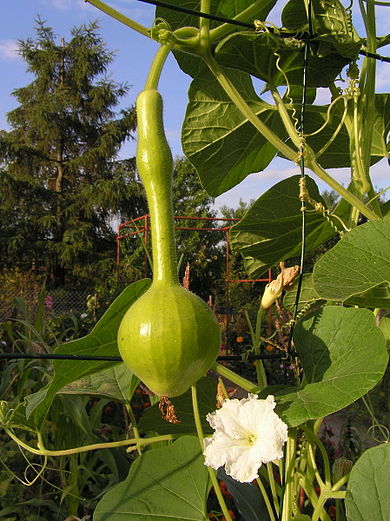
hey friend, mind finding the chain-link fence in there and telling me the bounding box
[0,287,90,321]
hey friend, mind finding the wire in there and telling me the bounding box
[0,352,283,362]
[360,49,390,63]
[134,0,390,62]
[135,0,302,37]
[134,0,254,29]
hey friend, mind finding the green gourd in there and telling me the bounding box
[118,89,220,397]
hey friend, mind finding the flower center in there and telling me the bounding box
[248,433,257,445]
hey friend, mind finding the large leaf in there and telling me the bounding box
[93,436,211,521]
[182,67,286,196]
[230,175,337,277]
[282,0,361,60]
[313,220,390,308]
[215,31,356,88]
[211,28,389,169]
[25,279,150,427]
[59,363,139,403]
[345,443,390,521]
[138,377,217,435]
[283,273,324,312]
[270,306,388,426]
[156,0,277,78]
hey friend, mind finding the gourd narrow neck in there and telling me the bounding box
[146,175,178,284]
[136,89,178,284]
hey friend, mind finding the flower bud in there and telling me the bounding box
[332,456,353,481]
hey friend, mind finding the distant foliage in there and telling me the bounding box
[0,19,146,288]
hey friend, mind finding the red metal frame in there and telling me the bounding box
[116,214,271,305]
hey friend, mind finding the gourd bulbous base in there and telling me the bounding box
[118,282,221,397]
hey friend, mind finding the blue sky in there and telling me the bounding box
[1,0,389,209]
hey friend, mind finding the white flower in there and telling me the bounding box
[203,394,288,483]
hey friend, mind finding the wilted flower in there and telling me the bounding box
[260,262,299,309]
[203,394,288,483]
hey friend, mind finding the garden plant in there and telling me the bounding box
[1,0,390,520]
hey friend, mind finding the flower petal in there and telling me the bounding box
[225,446,263,483]
[203,393,288,483]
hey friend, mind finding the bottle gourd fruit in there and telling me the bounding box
[118,89,220,397]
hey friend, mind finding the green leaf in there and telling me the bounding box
[57,395,95,439]
[218,468,271,521]
[59,363,139,403]
[156,0,277,77]
[93,436,211,521]
[282,0,361,60]
[273,306,388,426]
[313,220,390,308]
[345,443,390,521]
[230,175,337,277]
[283,273,324,312]
[215,31,356,88]
[25,279,150,428]
[182,67,286,196]
[138,377,217,435]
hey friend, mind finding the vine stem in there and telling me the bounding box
[204,52,298,162]
[85,0,150,38]
[306,154,379,221]
[256,477,277,521]
[209,0,275,42]
[204,53,379,222]
[191,384,234,521]
[297,471,332,521]
[125,402,143,455]
[302,426,331,487]
[144,42,175,90]
[4,427,175,457]
[311,490,346,521]
[266,462,280,516]
[281,428,296,521]
[200,0,210,35]
[254,305,267,389]
[214,362,261,394]
[270,84,302,148]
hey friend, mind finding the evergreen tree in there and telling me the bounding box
[0,19,146,287]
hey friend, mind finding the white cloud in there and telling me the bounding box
[36,0,95,12]
[43,0,152,20]
[0,40,19,61]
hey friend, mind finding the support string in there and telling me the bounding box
[284,2,313,369]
